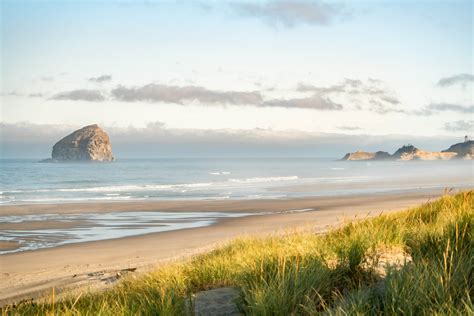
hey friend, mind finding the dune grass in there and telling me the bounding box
[4,190,473,315]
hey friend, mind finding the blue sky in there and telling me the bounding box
[1,0,473,157]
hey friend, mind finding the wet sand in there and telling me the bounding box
[0,220,89,232]
[0,188,468,306]
[0,241,21,252]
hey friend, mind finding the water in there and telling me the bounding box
[0,158,472,253]
[1,158,473,204]
[0,211,254,254]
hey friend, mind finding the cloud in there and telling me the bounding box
[28,93,44,98]
[32,78,404,113]
[89,75,112,83]
[297,78,402,114]
[420,103,474,115]
[1,91,23,97]
[338,125,362,131]
[40,76,54,82]
[232,0,347,28]
[437,73,474,87]
[263,95,342,110]
[111,84,263,105]
[444,120,474,132]
[111,83,341,110]
[50,89,105,102]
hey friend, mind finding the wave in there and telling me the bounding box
[209,171,231,175]
[3,176,300,194]
[228,176,299,183]
[19,196,135,203]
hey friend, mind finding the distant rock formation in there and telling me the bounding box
[442,140,474,160]
[398,149,457,161]
[341,151,376,161]
[341,150,391,161]
[373,151,392,160]
[391,145,418,160]
[341,140,472,161]
[43,124,114,162]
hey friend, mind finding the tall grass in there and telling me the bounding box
[4,191,473,315]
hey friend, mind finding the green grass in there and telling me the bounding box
[4,191,473,315]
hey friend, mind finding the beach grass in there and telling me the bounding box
[4,190,473,315]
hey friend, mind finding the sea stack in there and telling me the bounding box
[48,124,114,162]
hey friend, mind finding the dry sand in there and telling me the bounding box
[0,189,464,306]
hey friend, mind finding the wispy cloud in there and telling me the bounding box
[420,103,474,115]
[338,125,362,131]
[297,78,402,114]
[437,73,474,87]
[444,120,474,132]
[88,75,112,83]
[110,83,343,110]
[263,95,342,110]
[22,78,409,114]
[40,76,55,82]
[50,89,105,102]
[232,1,347,28]
[28,93,44,98]
[111,84,263,105]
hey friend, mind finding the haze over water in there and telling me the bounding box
[1,158,472,205]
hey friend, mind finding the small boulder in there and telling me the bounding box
[189,287,242,316]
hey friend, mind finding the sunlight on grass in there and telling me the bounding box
[3,191,473,315]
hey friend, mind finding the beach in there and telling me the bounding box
[0,188,462,306]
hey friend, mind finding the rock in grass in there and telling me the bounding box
[189,287,242,316]
[45,124,114,162]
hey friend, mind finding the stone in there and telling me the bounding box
[188,287,242,316]
[50,124,114,162]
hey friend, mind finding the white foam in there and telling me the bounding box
[209,171,231,175]
[10,176,299,195]
[20,196,134,203]
[228,176,299,183]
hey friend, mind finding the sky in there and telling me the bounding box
[0,0,473,158]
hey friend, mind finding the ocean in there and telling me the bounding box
[1,158,473,253]
[1,158,473,205]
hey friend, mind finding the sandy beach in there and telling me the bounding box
[0,188,466,306]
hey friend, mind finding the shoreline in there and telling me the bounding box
[0,185,467,216]
[0,188,471,306]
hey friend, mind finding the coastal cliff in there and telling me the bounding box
[341,151,391,161]
[43,124,114,162]
[442,140,474,160]
[341,140,472,161]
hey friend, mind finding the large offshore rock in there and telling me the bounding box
[50,124,114,162]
